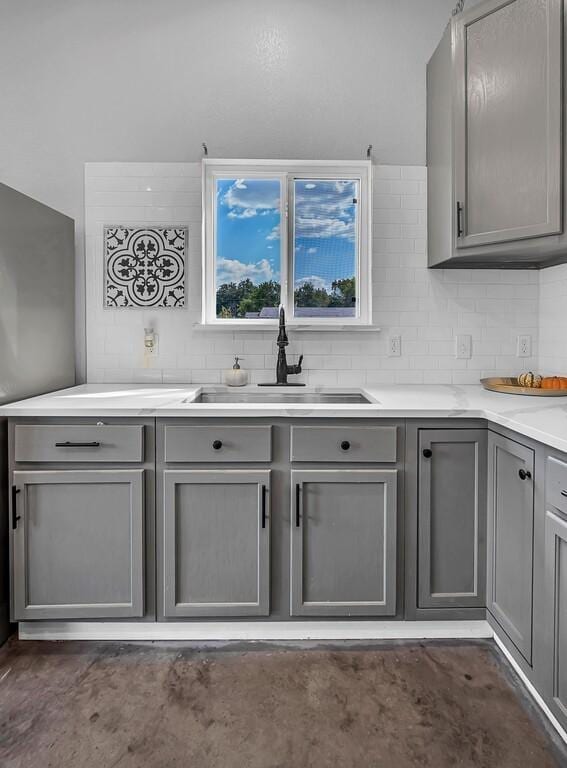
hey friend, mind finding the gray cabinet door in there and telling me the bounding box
[487,433,535,662]
[543,509,567,730]
[454,0,562,248]
[12,470,144,620]
[163,470,270,617]
[290,469,397,617]
[418,429,487,609]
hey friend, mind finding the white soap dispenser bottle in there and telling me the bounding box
[223,357,248,387]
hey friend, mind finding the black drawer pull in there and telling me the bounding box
[212,440,223,450]
[340,440,351,451]
[423,448,433,459]
[519,468,532,481]
[561,490,567,498]
[261,485,267,529]
[11,486,21,529]
[55,441,101,448]
[295,484,301,527]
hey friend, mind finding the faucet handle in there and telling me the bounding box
[297,354,303,370]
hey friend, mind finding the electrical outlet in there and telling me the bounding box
[516,334,531,358]
[455,334,472,359]
[388,335,401,357]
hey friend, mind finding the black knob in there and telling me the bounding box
[212,440,222,450]
[340,440,351,451]
[423,448,433,458]
[519,468,532,481]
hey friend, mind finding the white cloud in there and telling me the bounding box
[234,179,247,189]
[227,208,257,219]
[305,183,316,189]
[266,224,280,241]
[307,247,317,254]
[217,258,277,285]
[295,275,331,291]
[223,179,279,218]
[294,179,357,240]
[295,215,355,240]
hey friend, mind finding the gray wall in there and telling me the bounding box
[0,0,455,378]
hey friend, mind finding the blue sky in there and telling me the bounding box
[215,177,357,291]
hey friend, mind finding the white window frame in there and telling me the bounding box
[202,159,372,327]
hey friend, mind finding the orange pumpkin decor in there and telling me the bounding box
[541,376,567,390]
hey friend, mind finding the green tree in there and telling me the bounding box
[294,281,331,308]
[216,278,255,317]
[238,280,280,316]
[329,277,356,308]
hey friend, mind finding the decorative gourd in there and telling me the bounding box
[541,376,567,390]
[518,372,542,388]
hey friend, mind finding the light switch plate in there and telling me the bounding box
[455,334,472,359]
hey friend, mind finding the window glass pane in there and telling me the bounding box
[215,178,281,319]
[293,179,358,318]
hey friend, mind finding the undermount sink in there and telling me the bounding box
[186,390,372,405]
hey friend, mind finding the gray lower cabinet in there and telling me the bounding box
[543,509,567,730]
[418,429,487,609]
[12,470,145,620]
[162,469,270,618]
[290,469,397,617]
[487,433,535,663]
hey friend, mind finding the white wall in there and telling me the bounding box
[539,264,567,375]
[85,162,539,385]
[0,0,457,379]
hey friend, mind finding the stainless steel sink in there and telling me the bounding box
[186,391,372,405]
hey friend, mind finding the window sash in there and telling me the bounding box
[203,160,372,326]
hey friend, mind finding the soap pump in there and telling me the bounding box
[223,356,248,387]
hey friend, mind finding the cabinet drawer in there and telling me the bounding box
[164,425,272,463]
[290,426,397,463]
[14,425,144,463]
[546,456,567,517]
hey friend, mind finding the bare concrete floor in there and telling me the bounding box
[0,638,565,768]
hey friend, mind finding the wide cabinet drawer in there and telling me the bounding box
[14,424,144,463]
[164,425,272,463]
[290,426,397,463]
[546,455,567,517]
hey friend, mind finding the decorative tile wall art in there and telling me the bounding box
[104,226,187,308]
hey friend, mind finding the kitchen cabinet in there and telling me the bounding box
[290,469,397,616]
[162,469,270,617]
[11,469,144,620]
[417,429,486,609]
[487,432,535,663]
[542,508,567,731]
[427,0,565,267]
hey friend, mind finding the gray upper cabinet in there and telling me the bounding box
[11,470,145,620]
[290,469,397,617]
[162,469,270,618]
[428,0,565,267]
[542,508,567,730]
[418,429,487,609]
[487,433,535,662]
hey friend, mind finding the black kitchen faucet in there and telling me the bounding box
[258,306,305,386]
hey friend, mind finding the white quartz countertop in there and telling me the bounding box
[2,383,567,454]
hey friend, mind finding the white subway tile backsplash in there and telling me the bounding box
[85,163,541,386]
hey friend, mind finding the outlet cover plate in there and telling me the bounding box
[455,334,472,359]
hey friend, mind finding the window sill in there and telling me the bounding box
[193,323,381,332]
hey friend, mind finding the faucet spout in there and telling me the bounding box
[258,307,306,386]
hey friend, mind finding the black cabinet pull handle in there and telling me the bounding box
[11,486,21,529]
[561,490,567,498]
[423,448,433,459]
[295,484,301,527]
[55,441,100,448]
[261,485,267,529]
[519,468,532,481]
[212,440,222,450]
[456,201,464,238]
[340,440,351,451]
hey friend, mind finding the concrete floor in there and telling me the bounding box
[0,639,565,768]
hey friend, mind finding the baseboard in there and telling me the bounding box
[493,632,567,746]
[18,619,493,642]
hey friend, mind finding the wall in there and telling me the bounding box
[85,162,539,386]
[0,0,457,379]
[539,264,567,375]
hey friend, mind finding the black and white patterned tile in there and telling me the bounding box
[104,226,187,308]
